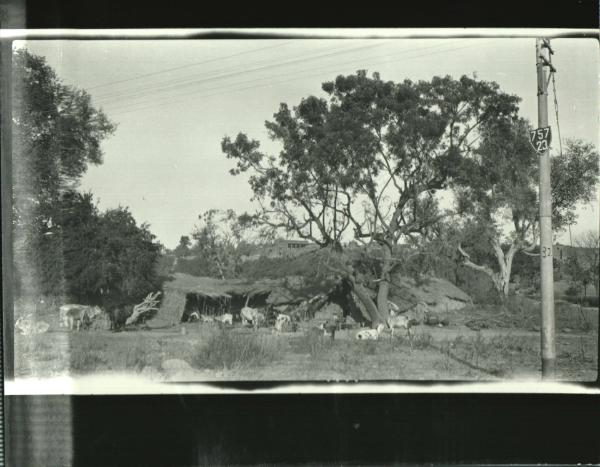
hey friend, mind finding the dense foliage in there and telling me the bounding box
[59,191,163,307]
[222,71,520,323]
[12,49,115,300]
[12,49,162,308]
[453,118,599,296]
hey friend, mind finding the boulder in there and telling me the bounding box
[389,275,471,314]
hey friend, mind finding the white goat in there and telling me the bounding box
[200,314,216,324]
[216,313,233,326]
[274,313,292,333]
[388,314,411,338]
[355,323,385,340]
[241,306,264,329]
[59,304,102,331]
[188,311,200,322]
[388,300,401,317]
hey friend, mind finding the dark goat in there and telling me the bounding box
[107,305,133,331]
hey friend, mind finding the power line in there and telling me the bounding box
[91,41,349,102]
[100,41,472,116]
[110,42,477,116]
[87,41,293,91]
[92,41,372,104]
[92,40,392,106]
[107,41,479,117]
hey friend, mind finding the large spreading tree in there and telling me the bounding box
[222,71,520,324]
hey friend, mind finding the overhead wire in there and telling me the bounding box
[110,42,478,116]
[99,40,475,116]
[91,40,358,102]
[106,40,481,117]
[92,40,392,106]
[87,40,293,92]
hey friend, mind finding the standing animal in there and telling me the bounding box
[388,300,401,317]
[216,313,233,326]
[107,305,133,331]
[274,313,292,333]
[355,323,385,340]
[188,311,200,322]
[240,306,264,329]
[59,304,103,331]
[317,320,338,340]
[200,314,215,324]
[264,305,278,327]
[387,314,411,338]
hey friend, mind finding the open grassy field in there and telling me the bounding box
[14,301,598,383]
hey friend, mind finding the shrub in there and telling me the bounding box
[193,330,283,370]
[68,334,109,373]
[124,342,155,372]
[411,331,433,349]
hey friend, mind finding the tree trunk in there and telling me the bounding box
[375,242,393,325]
[458,239,518,299]
[322,248,386,326]
[352,281,382,324]
[492,239,518,298]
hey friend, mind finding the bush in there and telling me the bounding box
[193,330,283,370]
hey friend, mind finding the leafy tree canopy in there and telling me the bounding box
[11,48,116,298]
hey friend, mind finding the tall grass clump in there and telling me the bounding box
[123,337,162,372]
[292,330,335,358]
[70,334,109,373]
[193,330,283,370]
[411,331,433,349]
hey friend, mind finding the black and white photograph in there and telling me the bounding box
[3,31,599,391]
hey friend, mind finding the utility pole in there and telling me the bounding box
[536,37,556,379]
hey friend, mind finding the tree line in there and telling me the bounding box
[12,49,162,310]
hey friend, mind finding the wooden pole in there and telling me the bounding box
[536,38,556,379]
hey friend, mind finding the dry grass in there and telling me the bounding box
[13,312,597,381]
[192,328,285,370]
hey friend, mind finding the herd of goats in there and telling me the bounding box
[185,301,413,341]
[15,294,414,341]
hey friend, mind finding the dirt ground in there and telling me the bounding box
[14,307,598,383]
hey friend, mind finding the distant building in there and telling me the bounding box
[237,239,318,262]
[239,253,261,263]
[553,244,597,262]
[267,239,315,258]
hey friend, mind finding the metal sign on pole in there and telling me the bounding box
[529,127,552,154]
[535,38,556,379]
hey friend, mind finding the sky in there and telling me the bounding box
[16,36,600,249]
